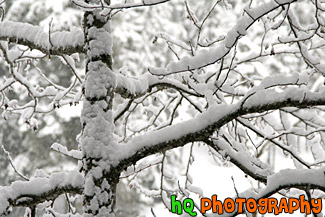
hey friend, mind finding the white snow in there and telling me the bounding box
[149,0,296,75]
[261,167,325,196]
[116,85,325,168]
[0,21,84,52]
[51,142,83,160]
[0,170,84,214]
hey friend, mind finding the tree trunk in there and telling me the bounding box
[81,1,118,216]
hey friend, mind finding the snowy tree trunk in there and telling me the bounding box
[81,1,117,216]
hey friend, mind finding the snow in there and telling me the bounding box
[100,0,170,15]
[261,167,325,196]
[0,61,80,119]
[154,32,190,50]
[187,183,203,197]
[166,167,325,217]
[129,178,160,197]
[88,25,112,57]
[44,208,83,217]
[162,45,229,73]
[278,32,314,43]
[84,177,95,196]
[0,170,84,215]
[243,86,314,109]
[318,64,325,74]
[116,85,325,169]
[149,0,296,75]
[247,73,310,94]
[1,0,325,216]
[43,86,58,96]
[214,136,272,177]
[225,16,252,48]
[7,99,18,108]
[300,43,319,65]
[121,154,163,178]
[71,0,95,11]
[0,78,15,91]
[114,71,199,97]
[311,138,325,164]
[51,142,83,160]
[84,62,115,99]
[115,73,149,95]
[74,89,83,103]
[80,14,121,214]
[51,27,84,48]
[0,21,84,53]
[117,103,237,162]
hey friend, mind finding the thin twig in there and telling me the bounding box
[1,145,29,181]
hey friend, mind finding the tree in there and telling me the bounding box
[0,0,325,216]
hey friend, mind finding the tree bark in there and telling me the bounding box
[81,1,117,216]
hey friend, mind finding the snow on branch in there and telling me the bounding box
[72,0,171,15]
[101,0,172,15]
[149,0,297,76]
[237,117,311,168]
[114,72,203,98]
[260,167,325,197]
[214,167,325,217]
[0,170,84,215]
[1,145,29,181]
[115,86,325,175]
[51,143,82,160]
[209,136,272,183]
[0,21,85,55]
[0,42,82,124]
[238,168,325,211]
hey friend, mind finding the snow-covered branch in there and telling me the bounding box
[208,136,272,183]
[149,0,298,75]
[72,0,171,15]
[51,143,82,160]
[115,72,203,98]
[236,117,311,168]
[2,0,325,216]
[213,167,325,217]
[0,42,82,126]
[259,167,325,197]
[0,21,85,55]
[107,0,171,10]
[115,87,325,176]
[0,170,84,215]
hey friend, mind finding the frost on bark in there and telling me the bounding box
[81,1,117,216]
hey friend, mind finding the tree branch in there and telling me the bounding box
[149,0,298,76]
[72,0,172,16]
[0,21,85,55]
[0,170,84,215]
[114,87,325,178]
[206,136,271,183]
[114,72,203,98]
[212,167,325,217]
